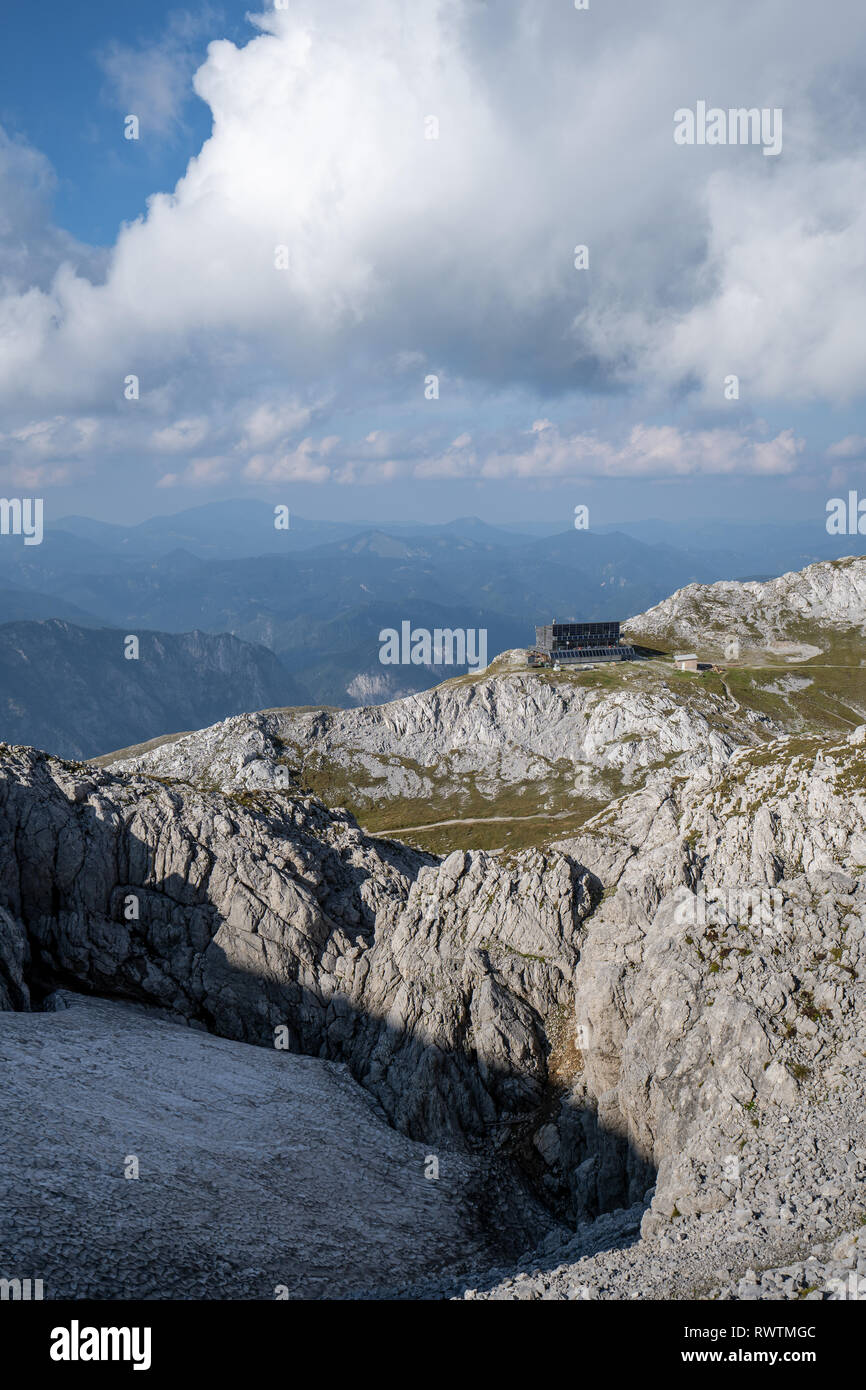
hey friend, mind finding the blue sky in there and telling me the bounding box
[0,3,240,246]
[0,0,864,528]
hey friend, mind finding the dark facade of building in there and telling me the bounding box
[529,620,635,666]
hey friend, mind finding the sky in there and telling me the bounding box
[0,0,865,528]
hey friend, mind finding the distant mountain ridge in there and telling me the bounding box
[1,510,865,734]
[0,620,306,759]
[1,519,739,706]
[100,555,866,854]
[42,500,866,569]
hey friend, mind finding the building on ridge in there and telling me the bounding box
[528,620,636,667]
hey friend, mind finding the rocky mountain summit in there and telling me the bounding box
[1,690,865,1297]
[104,556,866,855]
[626,554,866,658]
[102,652,776,854]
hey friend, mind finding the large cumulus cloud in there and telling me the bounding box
[1,0,865,489]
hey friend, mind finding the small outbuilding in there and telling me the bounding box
[673,651,699,671]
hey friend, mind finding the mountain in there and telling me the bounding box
[107,646,771,851]
[0,587,106,626]
[48,503,536,562]
[0,527,749,708]
[49,502,543,556]
[0,620,307,759]
[521,527,739,587]
[1,677,864,1298]
[598,517,866,576]
[2,509,865,714]
[627,554,866,654]
[43,505,866,572]
[50,501,365,560]
[105,556,866,852]
[622,556,866,739]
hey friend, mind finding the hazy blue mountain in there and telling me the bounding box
[9,529,685,664]
[372,516,535,546]
[0,620,307,760]
[48,503,541,560]
[0,588,107,626]
[0,528,124,579]
[1,508,864,727]
[275,597,522,707]
[594,518,866,575]
[519,528,740,588]
[50,501,364,561]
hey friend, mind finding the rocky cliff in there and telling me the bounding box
[626,554,866,657]
[1,697,864,1297]
[102,651,777,855]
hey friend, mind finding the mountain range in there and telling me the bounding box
[1,502,864,754]
[0,621,305,760]
[1,552,864,1300]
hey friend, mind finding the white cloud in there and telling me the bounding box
[1,0,865,490]
[413,422,805,482]
[150,417,211,452]
[156,455,229,487]
[243,435,340,484]
[592,158,866,404]
[0,131,104,299]
[238,400,317,449]
[98,8,222,139]
[828,435,866,459]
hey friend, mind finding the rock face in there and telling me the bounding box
[627,554,866,654]
[0,742,628,1231]
[565,728,866,1237]
[105,659,770,817]
[2,706,866,1297]
[99,557,866,833]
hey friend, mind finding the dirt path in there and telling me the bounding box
[367,809,575,836]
